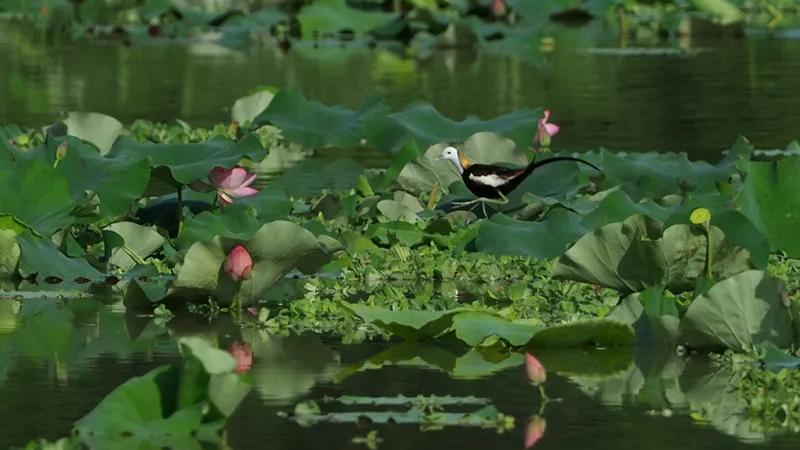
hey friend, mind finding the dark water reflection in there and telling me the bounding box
[2,24,800,160]
[0,299,798,449]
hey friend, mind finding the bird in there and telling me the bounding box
[438,146,600,215]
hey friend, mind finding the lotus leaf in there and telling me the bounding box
[17,234,103,283]
[251,89,388,148]
[108,134,264,186]
[554,214,753,293]
[377,191,424,223]
[297,0,397,39]
[0,157,76,235]
[368,103,542,151]
[63,111,123,155]
[0,230,20,277]
[231,89,275,126]
[736,157,800,257]
[74,336,249,449]
[175,221,342,306]
[475,209,586,259]
[679,270,793,352]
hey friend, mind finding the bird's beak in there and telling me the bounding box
[435,156,442,160]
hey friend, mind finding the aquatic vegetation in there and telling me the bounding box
[0,0,785,56]
[3,85,800,446]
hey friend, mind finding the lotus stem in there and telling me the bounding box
[176,186,184,236]
[537,385,550,414]
[705,222,713,279]
[427,182,441,210]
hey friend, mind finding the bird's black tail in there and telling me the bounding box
[524,156,601,177]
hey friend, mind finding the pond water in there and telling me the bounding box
[1,299,799,449]
[2,23,800,161]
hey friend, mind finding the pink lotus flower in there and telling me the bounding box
[525,416,547,448]
[525,353,547,385]
[209,166,258,206]
[224,244,253,282]
[534,110,560,147]
[229,342,253,373]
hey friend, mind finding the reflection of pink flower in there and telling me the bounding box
[534,110,560,147]
[525,416,547,448]
[224,245,253,282]
[229,342,253,373]
[525,353,547,385]
[491,0,506,17]
[209,166,258,206]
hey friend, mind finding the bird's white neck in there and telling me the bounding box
[441,149,464,175]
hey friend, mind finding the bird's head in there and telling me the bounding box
[439,146,470,174]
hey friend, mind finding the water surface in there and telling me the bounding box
[1,299,798,449]
[2,24,800,160]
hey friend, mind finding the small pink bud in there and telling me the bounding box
[525,353,547,385]
[229,342,253,373]
[534,109,560,148]
[224,244,253,282]
[525,416,547,448]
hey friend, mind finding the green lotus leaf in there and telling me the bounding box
[553,214,665,292]
[0,156,76,235]
[108,133,264,186]
[344,304,460,340]
[377,191,424,223]
[527,318,636,348]
[17,234,103,283]
[277,158,365,197]
[367,103,542,152]
[452,312,541,346]
[177,204,263,250]
[679,270,793,352]
[175,221,342,306]
[231,89,275,126]
[608,286,681,346]
[49,136,151,219]
[598,150,731,200]
[554,214,753,293]
[736,157,800,257]
[475,209,587,259]
[0,230,20,277]
[690,0,744,25]
[297,0,397,39]
[580,188,673,231]
[63,111,123,155]
[251,89,389,148]
[74,336,249,449]
[103,222,165,271]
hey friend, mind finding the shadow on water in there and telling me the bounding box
[2,23,800,160]
[0,298,799,449]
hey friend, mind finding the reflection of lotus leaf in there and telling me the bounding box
[244,331,341,403]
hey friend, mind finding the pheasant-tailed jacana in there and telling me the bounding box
[438,146,600,215]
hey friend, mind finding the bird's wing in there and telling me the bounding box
[466,164,525,188]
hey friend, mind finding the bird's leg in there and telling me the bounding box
[484,191,509,205]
